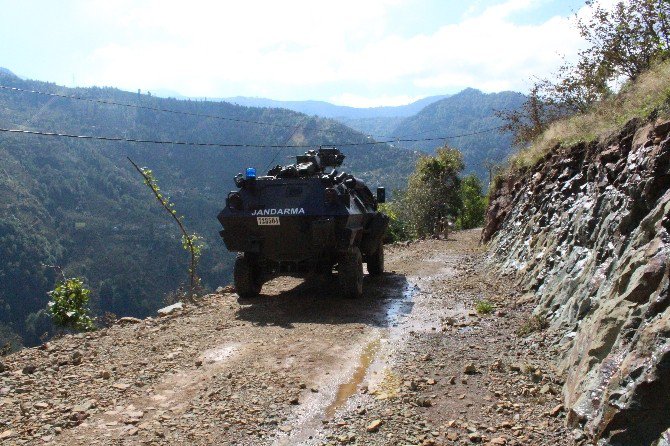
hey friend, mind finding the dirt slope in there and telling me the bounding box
[1,230,570,445]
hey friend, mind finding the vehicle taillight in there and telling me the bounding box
[227,192,243,210]
[325,187,338,204]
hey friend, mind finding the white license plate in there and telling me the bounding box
[257,216,280,226]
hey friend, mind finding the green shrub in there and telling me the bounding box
[47,278,95,332]
[379,202,411,242]
[475,300,494,314]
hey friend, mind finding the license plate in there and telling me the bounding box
[257,216,280,226]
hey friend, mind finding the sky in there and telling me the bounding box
[0,0,594,107]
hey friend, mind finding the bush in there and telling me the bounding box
[379,202,411,242]
[379,147,488,238]
[47,278,95,332]
[394,147,464,238]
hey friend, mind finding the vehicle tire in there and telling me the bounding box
[367,241,384,276]
[234,255,262,299]
[304,265,334,289]
[339,247,363,299]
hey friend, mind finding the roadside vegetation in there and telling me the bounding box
[383,146,487,241]
[47,277,95,333]
[517,314,550,337]
[475,299,494,315]
[498,0,670,173]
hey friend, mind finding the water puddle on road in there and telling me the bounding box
[274,280,420,445]
[324,338,381,418]
[323,282,419,418]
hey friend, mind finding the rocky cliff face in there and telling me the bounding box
[484,119,670,445]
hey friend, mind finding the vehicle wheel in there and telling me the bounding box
[304,266,334,289]
[339,247,363,299]
[367,241,384,276]
[234,255,262,299]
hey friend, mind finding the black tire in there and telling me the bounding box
[339,247,363,299]
[234,255,262,299]
[304,266,334,289]
[367,241,384,276]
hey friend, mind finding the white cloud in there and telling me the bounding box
[75,0,592,106]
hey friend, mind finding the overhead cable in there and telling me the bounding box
[0,125,503,149]
[0,84,507,140]
[0,85,361,138]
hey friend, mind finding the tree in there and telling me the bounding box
[128,158,204,300]
[500,0,670,145]
[578,0,670,82]
[396,147,464,237]
[497,86,570,146]
[456,175,487,230]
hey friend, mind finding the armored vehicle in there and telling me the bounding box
[217,147,389,299]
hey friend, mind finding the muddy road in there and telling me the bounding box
[1,230,572,445]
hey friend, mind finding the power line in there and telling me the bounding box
[0,84,508,140]
[0,84,361,138]
[0,125,503,149]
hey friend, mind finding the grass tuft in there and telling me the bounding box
[516,314,549,337]
[475,300,495,315]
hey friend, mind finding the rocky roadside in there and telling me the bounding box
[484,118,670,444]
[315,233,572,446]
[1,230,572,445]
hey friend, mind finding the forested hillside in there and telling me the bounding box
[0,70,417,348]
[388,89,526,181]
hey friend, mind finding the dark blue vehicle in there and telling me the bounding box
[217,148,389,299]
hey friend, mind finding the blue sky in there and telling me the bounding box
[0,0,592,106]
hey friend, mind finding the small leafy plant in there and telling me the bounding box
[475,300,495,315]
[48,278,95,332]
[128,158,204,299]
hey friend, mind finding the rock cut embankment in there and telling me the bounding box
[484,119,670,445]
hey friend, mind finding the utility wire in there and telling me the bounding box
[0,85,380,139]
[264,118,307,171]
[0,84,507,140]
[0,125,503,149]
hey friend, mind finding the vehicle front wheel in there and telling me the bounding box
[234,254,263,299]
[339,247,363,299]
[367,241,384,276]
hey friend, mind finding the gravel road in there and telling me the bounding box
[0,229,572,445]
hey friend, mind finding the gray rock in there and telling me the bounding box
[157,302,183,316]
[485,118,670,444]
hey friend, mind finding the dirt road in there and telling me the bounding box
[0,230,572,445]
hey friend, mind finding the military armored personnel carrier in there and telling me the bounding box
[217,147,389,299]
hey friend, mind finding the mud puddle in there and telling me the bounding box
[273,280,419,445]
[325,337,381,418]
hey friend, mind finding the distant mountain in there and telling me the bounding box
[0,67,17,78]
[380,89,527,181]
[336,116,407,139]
[0,71,418,348]
[222,95,450,119]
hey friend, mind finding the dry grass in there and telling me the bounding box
[509,60,670,171]
[516,314,549,337]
